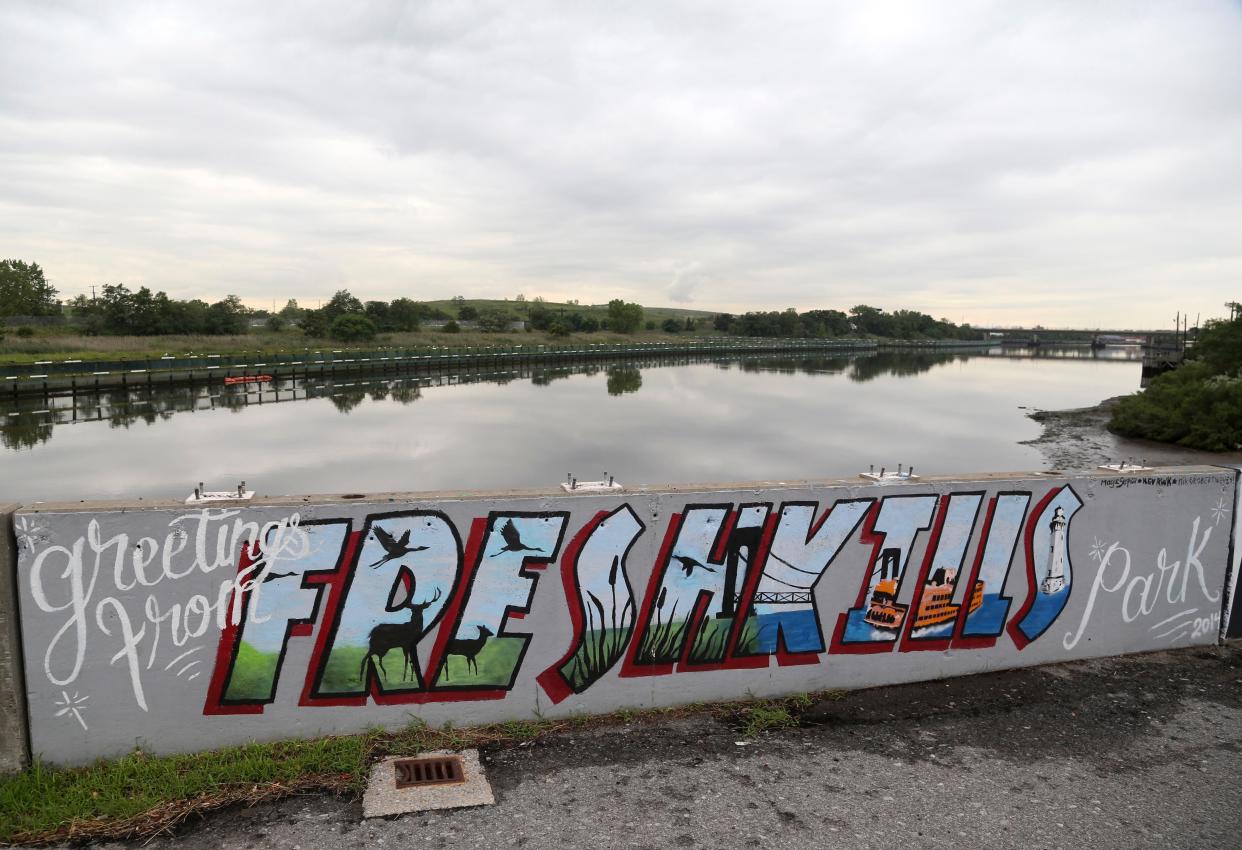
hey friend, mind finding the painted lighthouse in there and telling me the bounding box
[1040,506,1068,594]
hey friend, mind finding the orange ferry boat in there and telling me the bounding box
[223,375,273,385]
[864,567,984,631]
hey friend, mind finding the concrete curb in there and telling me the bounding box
[0,503,30,773]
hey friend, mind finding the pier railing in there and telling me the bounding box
[2,336,999,398]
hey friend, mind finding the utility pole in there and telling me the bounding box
[90,285,96,303]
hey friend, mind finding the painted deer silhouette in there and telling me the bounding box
[360,583,442,683]
[439,625,494,679]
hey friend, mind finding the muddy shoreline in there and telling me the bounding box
[1022,395,1242,471]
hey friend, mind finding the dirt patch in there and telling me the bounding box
[1021,396,1242,471]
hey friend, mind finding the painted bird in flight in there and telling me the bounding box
[490,519,541,557]
[370,526,429,569]
[672,554,716,577]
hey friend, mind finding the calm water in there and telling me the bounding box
[0,348,1142,503]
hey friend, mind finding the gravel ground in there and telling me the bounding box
[81,643,1242,850]
[1021,397,1242,472]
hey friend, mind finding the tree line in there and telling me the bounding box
[0,260,59,318]
[711,305,978,340]
[4,257,976,343]
[1109,312,1242,451]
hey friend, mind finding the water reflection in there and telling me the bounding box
[606,367,643,396]
[0,348,1142,502]
[0,348,1143,453]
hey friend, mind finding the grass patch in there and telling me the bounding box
[0,324,725,366]
[738,704,796,737]
[0,735,369,846]
[0,687,850,845]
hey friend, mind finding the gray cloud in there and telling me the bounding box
[1,0,1240,325]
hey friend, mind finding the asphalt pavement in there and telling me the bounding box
[87,643,1242,850]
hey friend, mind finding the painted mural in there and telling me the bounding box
[12,468,1239,765]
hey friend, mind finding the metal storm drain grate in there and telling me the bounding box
[364,750,493,817]
[394,755,465,789]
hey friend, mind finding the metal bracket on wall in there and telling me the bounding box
[561,472,623,493]
[860,463,918,483]
[185,481,255,504]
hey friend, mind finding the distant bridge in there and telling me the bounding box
[733,591,813,606]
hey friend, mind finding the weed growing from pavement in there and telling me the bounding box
[0,689,846,846]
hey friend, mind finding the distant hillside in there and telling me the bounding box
[422,298,717,322]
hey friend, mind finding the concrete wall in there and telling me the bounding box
[0,503,30,773]
[10,467,1240,766]
[1225,465,1242,639]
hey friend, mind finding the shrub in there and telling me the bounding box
[476,309,513,332]
[1109,317,1242,451]
[607,299,643,334]
[442,320,460,334]
[15,326,34,338]
[329,314,377,342]
[661,318,681,333]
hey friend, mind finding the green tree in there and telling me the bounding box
[1110,315,1242,451]
[607,299,643,334]
[364,300,391,329]
[322,290,364,319]
[388,298,421,331]
[0,260,59,317]
[476,309,513,332]
[206,295,249,334]
[298,311,330,337]
[330,313,377,341]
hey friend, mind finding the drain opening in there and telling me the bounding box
[394,755,466,788]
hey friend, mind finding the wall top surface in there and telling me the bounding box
[15,465,1232,514]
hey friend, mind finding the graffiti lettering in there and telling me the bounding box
[27,510,310,710]
[15,471,1235,766]
[1064,514,1219,650]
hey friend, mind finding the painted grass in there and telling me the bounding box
[316,638,524,693]
[433,637,524,688]
[636,612,761,666]
[560,558,635,692]
[0,689,844,845]
[223,642,280,702]
[318,644,423,693]
[561,627,630,693]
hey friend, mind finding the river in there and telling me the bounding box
[0,347,1143,503]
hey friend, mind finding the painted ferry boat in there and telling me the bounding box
[864,567,984,631]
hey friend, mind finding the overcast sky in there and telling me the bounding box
[2,1,1240,327]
